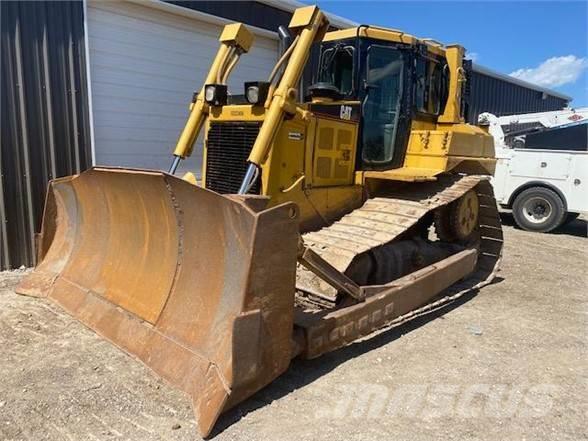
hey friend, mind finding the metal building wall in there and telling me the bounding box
[168,1,292,32]
[1,1,92,270]
[466,69,569,124]
[167,1,329,93]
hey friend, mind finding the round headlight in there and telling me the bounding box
[204,85,216,103]
[246,86,260,104]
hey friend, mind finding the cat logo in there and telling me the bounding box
[340,105,352,121]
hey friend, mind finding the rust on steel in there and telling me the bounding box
[17,167,300,437]
[17,169,502,437]
[296,175,489,300]
[295,248,478,358]
[293,177,503,358]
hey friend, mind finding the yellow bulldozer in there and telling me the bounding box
[18,5,503,437]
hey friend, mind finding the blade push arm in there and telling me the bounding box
[238,6,329,194]
[169,23,254,174]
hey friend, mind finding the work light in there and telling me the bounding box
[244,81,270,105]
[204,84,227,106]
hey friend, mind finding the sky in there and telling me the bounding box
[311,0,588,106]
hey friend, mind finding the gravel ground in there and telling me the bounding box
[0,216,586,441]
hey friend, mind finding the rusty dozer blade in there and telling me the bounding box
[16,167,300,437]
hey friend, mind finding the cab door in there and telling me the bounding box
[361,45,411,170]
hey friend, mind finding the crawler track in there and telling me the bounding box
[295,175,503,311]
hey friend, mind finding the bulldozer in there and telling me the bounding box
[18,5,503,437]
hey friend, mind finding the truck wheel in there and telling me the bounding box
[512,187,566,233]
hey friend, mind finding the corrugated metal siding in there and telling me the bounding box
[1,1,92,270]
[466,70,569,124]
[167,1,292,32]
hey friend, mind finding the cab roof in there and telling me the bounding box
[323,26,461,57]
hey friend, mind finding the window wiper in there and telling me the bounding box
[320,48,338,77]
[318,43,355,92]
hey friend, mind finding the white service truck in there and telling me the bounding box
[479,108,588,232]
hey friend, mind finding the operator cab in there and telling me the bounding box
[308,32,452,171]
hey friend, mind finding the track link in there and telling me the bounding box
[295,175,503,309]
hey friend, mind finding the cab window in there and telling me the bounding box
[362,46,404,165]
[415,57,447,115]
[318,45,355,95]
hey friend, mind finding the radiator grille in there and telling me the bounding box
[205,122,261,194]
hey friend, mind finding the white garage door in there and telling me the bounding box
[87,0,278,175]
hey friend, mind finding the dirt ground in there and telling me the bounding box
[0,216,586,441]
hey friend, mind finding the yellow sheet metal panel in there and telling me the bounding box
[322,28,357,42]
[262,118,307,197]
[438,45,466,123]
[288,5,320,29]
[219,23,254,52]
[442,123,496,158]
[403,155,449,173]
[403,127,494,175]
[447,156,496,175]
[310,118,358,187]
[360,27,417,45]
[447,131,488,157]
[322,27,445,56]
[181,172,198,185]
[401,130,450,172]
[209,104,267,121]
[323,27,416,45]
[259,116,363,231]
[362,168,440,182]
